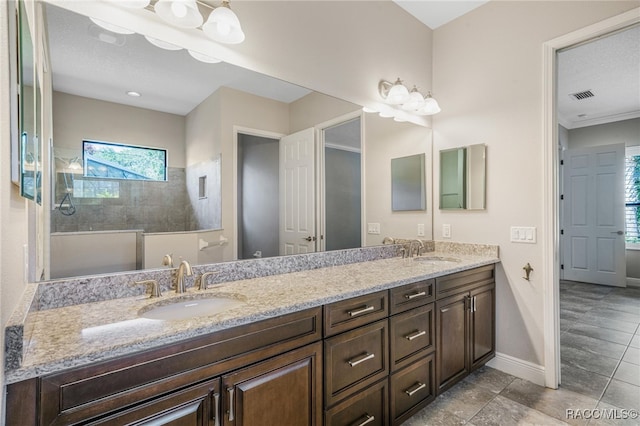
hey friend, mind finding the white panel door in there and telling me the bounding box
[279,128,316,255]
[562,144,625,286]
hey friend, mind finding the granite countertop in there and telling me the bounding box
[6,250,499,384]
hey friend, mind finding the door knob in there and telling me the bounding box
[303,236,316,242]
[611,230,624,235]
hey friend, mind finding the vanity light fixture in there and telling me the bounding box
[144,35,183,50]
[188,49,222,63]
[154,0,203,28]
[378,78,441,117]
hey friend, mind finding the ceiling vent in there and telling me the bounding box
[569,90,595,100]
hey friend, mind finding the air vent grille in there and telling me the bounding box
[569,90,595,100]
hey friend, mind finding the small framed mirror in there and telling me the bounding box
[439,144,486,210]
[391,153,426,211]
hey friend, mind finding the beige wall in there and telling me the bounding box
[289,91,360,133]
[53,92,186,168]
[364,113,433,245]
[432,1,638,367]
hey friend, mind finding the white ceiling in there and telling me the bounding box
[47,2,640,129]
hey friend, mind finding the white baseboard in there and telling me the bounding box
[486,352,545,386]
[627,277,640,288]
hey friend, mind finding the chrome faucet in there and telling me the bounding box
[174,260,193,293]
[408,239,424,257]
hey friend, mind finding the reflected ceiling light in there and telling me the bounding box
[89,17,135,34]
[362,106,377,113]
[188,50,222,64]
[144,35,183,50]
[154,0,203,29]
[126,91,142,97]
[378,78,440,118]
[202,1,245,44]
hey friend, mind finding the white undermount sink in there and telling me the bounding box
[139,295,245,321]
[413,256,461,263]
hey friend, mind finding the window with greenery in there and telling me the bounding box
[82,140,167,181]
[625,147,640,245]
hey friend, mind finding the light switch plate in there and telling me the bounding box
[417,224,425,237]
[510,226,536,243]
[367,223,380,235]
[442,224,451,239]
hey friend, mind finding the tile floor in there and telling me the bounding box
[403,281,640,425]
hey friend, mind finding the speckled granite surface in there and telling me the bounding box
[5,244,498,384]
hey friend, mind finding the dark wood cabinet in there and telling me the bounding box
[89,378,220,426]
[435,266,495,394]
[222,342,322,426]
[6,265,496,426]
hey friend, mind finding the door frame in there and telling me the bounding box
[232,126,286,260]
[315,111,365,252]
[542,7,640,388]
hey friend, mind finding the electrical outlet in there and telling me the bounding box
[442,224,451,239]
[417,224,425,237]
[367,223,381,235]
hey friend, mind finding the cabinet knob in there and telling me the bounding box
[404,291,426,300]
[348,352,375,367]
[353,414,375,426]
[405,382,427,397]
[348,305,374,317]
[405,330,426,341]
[227,387,235,421]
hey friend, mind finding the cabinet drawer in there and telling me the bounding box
[390,354,435,426]
[435,265,494,300]
[389,280,434,315]
[324,291,388,337]
[324,320,389,407]
[324,378,389,426]
[390,304,434,372]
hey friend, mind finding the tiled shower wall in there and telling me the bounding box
[51,167,197,233]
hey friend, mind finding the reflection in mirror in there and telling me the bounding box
[391,154,426,211]
[439,144,486,210]
[41,3,430,280]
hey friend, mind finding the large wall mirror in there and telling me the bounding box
[439,144,486,210]
[36,3,433,280]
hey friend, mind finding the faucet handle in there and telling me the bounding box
[197,271,218,290]
[135,279,162,298]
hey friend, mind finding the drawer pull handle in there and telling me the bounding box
[405,330,426,341]
[227,387,235,421]
[405,291,427,300]
[352,414,375,426]
[349,305,374,317]
[212,392,220,426]
[405,382,427,397]
[348,353,375,367]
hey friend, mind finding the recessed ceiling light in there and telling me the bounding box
[126,91,141,97]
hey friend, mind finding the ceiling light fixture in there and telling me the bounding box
[378,78,441,117]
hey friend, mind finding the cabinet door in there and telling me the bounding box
[222,342,322,426]
[435,292,469,394]
[89,378,220,426]
[470,283,495,371]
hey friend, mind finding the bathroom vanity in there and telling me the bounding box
[5,245,498,425]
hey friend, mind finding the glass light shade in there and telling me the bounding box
[145,35,183,51]
[89,17,135,34]
[202,5,245,44]
[188,50,222,64]
[120,0,150,8]
[402,87,426,111]
[386,79,409,105]
[362,106,377,113]
[378,105,395,118]
[154,0,203,29]
[421,96,441,115]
